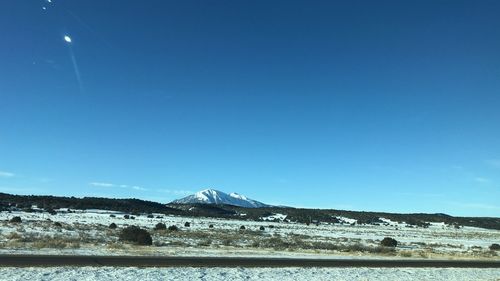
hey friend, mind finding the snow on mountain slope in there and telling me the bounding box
[171,189,269,208]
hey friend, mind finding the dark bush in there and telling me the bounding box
[46,208,57,215]
[380,237,398,247]
[259,226,265,231]
[156,216,163,219]
[184,222,190,227]
[119,226,152,245]
[10,216,21,223]
[240,225,246,230]
[110,214,116,218]
[490,243,500,251]
[147,214,154,219]
[124,215,130,219]
[109,223,118,229]
[130,216,135,219]
[54,222,62,227]
[209,224,214,228]
[268,225,275,228]
[155,223,167,230]
[168,225,179,231]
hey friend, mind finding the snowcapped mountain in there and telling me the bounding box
[171,189,269,208]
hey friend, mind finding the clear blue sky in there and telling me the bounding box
[1,1,499,216]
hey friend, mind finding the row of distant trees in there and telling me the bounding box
[2,192,499,230]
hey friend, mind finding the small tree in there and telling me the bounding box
[490,243,500,251]
[209,224,214,228]
[109,223,118,229]
[119,226,152,246]
[184,222,190,227]
[380,237,398,247]
[9,216,22,223]
[240,225,246,230]
[259,226,265,231]
[155,223,167,231]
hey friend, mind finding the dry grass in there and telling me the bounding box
[197,239,212,247]
[5,232,22,240]
[35,235,81,249]
[399,250,413,258]
[107,242,125,250]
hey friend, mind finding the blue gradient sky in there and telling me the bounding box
[1,1,499,216]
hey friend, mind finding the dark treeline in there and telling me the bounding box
[217,205,500,230]
[0,193,185,215]
[1,192,499,230]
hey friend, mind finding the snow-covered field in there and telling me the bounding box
[0,267,499,281]
[0,209,499,260]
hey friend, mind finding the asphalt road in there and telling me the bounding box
[0,255,499,268]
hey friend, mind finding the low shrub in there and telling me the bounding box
[53,222,62,227]
[109,223,118,229]
[119,226,152,245]
[124,215,130,219]
[184,222,190,227]
[110,214,116,218]
[259,226,265,231]
[9,217,22,223]
[155,223,167,230]
[147,214,154,218]
[380,237,398,247]
[490,243,500,251]
[209,224,214,228]
[240,225,246,230]
[168,225,179,231]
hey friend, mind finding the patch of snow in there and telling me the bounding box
[84,209,125,215]
[261,213,287,221]
[336,216,357,224]
[0,267,498,281]
[379,218,400,226]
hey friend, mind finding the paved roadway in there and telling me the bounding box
[0,255,499,268]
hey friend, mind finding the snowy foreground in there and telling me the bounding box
[0,267,499,281]
[1,209,499,260]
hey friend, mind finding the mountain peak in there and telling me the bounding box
[171,189,269,208]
